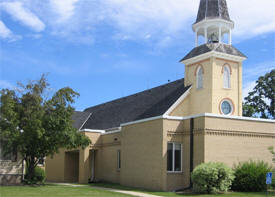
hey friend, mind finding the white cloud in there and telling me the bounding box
[243,61,275,82]
[79,0,275,44]
[242,60,275,100]
[228,0,275,38]
[1,1,45,32]
[0,20,12,38]
[102,0,197,36]
[0,0,275,45]
[0,20,21,41]
[50,0,79,22]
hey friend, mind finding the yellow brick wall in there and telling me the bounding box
[184,59,213,115]
[169,94,190,117]
[182,57,243,116]
[46,149,66,182]
[45,116,275,192]
[163,119,190,191]
[64,151,79,182]
[204,117,275,167]
[120,119,164,191]
[96,132,121,183]
[211,59,242,116]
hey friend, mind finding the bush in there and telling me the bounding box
[24,167,46,185]
[232,160,272,192]
[271,177,275,190]
[191,162,235,194]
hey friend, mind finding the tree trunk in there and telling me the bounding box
[25,156,36,182]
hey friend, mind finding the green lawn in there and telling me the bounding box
[90,182,274,197]
[0,185,131,197]
[0,184,274,197]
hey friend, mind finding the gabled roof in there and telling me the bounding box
[180,43,246,62]
[72,111,91,130]
[195,0,231,24]
[81,79,190,130]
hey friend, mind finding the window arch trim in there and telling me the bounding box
[196,65,204,89]
[221,63,232,75]
[194,64,204,76]
[223,64,231,89]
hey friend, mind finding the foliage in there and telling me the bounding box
[191,162,235,194]
[232,160,272,192]
[268,146,275,164]
[0,74,91,184]
[271,177,275,190]
[243,69,275,119]
[24,167,46,184]
[242,103,256,118]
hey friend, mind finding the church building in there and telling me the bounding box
[46,0,275,191]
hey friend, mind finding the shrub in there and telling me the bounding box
[232,160,272,192]
[191,162,235,194]
[24,167,46,185]
[271,177,275,190]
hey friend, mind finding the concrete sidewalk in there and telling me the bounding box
[51,183,162,197]
[91,186,162,197]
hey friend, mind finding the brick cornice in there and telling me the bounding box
[167,129,275,138]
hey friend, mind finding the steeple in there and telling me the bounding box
[195,0,231,24]
[192,0,234,47]
[179,0,246,117]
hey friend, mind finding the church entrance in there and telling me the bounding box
[64,150,79,183]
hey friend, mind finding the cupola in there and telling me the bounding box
[193,0,234,47]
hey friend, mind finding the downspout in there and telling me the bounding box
[176,118,194,192]
[91,150,95,182]
[190,118,194,188]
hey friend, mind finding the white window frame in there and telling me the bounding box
[223,66,231,89]
[196,66,203,89]
[167,142,182,173]
[117,150,121,170]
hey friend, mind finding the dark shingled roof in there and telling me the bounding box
[180,43,246,61]
[72,111,91,130]
[82,79,190,130]
[195,0,231,24]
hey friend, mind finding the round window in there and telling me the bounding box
[221,100,233,115]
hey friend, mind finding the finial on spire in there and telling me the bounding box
[193,0,234,47]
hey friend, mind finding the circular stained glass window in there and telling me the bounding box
[221,100,233,115]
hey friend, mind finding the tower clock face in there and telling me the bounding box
[221,100,233,115]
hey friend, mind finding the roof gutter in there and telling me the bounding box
[119,113,275,127]
[79,129,105,134]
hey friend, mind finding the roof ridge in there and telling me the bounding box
[79,113,92,130]
[84,78,185,112]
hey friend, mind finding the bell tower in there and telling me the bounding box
[180,0,247,116]
[193,0,234,46]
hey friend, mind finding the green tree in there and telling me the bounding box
[268,147,275,164]
[0,75,90,183]
[243,69,275,119]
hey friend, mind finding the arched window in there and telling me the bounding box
[196,66,203,89]
[223,66,231,88]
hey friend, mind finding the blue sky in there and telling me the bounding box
[0,0,274,111]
